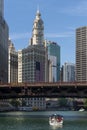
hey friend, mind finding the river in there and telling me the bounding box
[0,111,87,130]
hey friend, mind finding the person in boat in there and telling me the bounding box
[49,114,63,122]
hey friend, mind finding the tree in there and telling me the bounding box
[10,99,20,107]
[58,98,68,107]
[84,99,87,109]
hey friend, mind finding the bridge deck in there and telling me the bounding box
[0,82,87,99]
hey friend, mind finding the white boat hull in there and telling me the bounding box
[49,120,63,126]
[79,108,85,111]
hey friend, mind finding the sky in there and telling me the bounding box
[4,0,87,66]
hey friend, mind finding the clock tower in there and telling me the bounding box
[30,9,44,45]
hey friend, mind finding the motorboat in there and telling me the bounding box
[49,114,63,126]
[79,108,85,112]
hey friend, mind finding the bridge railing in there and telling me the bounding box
[0,81,87,88]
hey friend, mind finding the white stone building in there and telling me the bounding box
[8,39,18,83]
[18,10,47,110]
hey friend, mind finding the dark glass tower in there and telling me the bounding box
[0,0,9,83]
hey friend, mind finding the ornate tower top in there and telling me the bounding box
[30,9,44,45]
[36,8,41,18]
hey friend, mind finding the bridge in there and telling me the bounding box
[0,82,87,99]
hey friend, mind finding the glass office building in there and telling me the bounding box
[0,0,4,17]
[0,0,9,83]
[46,41,60,81]
[63,62,75,82]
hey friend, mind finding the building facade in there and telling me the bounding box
[18,44,47,82]
[18,9,48,83]
[23,97,46,110]
[76,26,87,81]
[63,62,75,82]
[0,0,8,83]
[8,39,18,83]
[0,0,4,17]
[30,9,44,45]
[46,41,60,82]
[18,10,47,110]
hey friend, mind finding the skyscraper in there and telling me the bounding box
[46,41,60,82]
[30,9,44,45]
[18,10,47,110]
[18,10,48,83]
[76,26,87,81]
[63,62,75,82]
[0,0,9,83]
[0,0,4,17]
[18,44,47,82]
[8,39,18,83]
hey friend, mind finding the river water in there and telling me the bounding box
[0,111,87,130]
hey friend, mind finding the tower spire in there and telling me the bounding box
[37,4,39,13]
[30,9,44,45]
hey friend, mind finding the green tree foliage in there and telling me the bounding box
[58,98,68,107]
[10,99,20,107]
[84,99,87,109]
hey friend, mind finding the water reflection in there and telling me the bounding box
[0,111,86,130]
[50,124,63,130]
